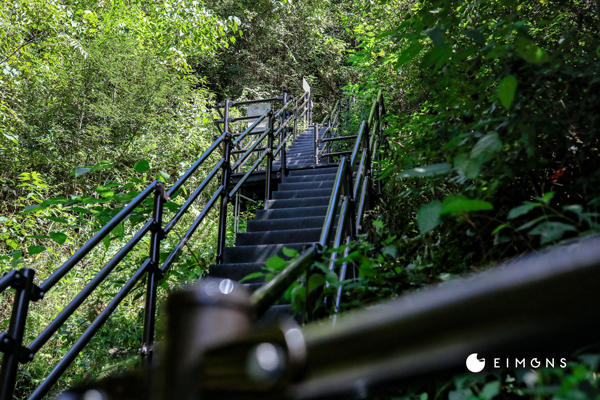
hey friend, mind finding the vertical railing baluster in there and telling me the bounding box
[281,143,287,181]
[216,100,232,264]
[314,122,319,165]
[264,110,274,203]
[141,182,165,366]
[0,268,35,400]
[293,98,298,139]
[281,92,287,179]
[345,165,356,239]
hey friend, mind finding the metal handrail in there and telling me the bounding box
[0,85,315,400]
[248,91,385,320]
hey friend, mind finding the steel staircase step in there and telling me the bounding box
[255,205,329,219]
[222,242,312,263]
[247,215,324,231]
[278,181,334,190]
[208,262,264,281]
[235,227,321,245]
[266,196,330,208]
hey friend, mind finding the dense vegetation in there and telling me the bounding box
[1,0,599,398]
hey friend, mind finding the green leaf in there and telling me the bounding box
[381,245,397,258]
[49,232,67,245]
[89,161,114,173]
[491,223,509,235]
[497,75,517,109]
[28,245,45,255]
[134,160,150,172]
[425,26,445,47]
[454,153,481,179]
[539,192,555,205]
[265,255,286,271]
[308,274,325,293]
[440,195,493,215]
[471,133,502,162]
[416,201,442,233]
[112,222,124,239]
[282,247,299,258]
[397,163,452,178]
[291,284,305,312]
[73,167,91,177]
[480,381,501,400]
[372,220,384,229]
[528,221,576,244]
[507,202,539,219]
[516,37,549,64]
[516,216,546,231]
[159,170,171,180]
[239,271,264,283]
[45,216,69,224]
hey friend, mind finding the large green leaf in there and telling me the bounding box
[265,255,286,271]
[497,75,517,109]
[416,201,442,233]
[440,195,493,215]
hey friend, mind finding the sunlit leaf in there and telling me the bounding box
[134,160,150,173]
[28,245,45,255]
[49,232,67,245]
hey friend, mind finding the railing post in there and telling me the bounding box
[364,119,372,177]
[308,93,313,124]
[216,100,232,264]
[345,167,356,239]
[281,143,287,181]
[264,110,274,203]
[0,268,35,400]
[293,98,298,139]
[313,123,319,165]
[281,92,288,177]
[141,182,165,366]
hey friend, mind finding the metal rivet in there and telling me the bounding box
[218,279,234,295]
[83,389,106,400]
[246,342,285,383]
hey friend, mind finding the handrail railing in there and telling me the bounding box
[58,235,600,400]
[0,84,314,400]
[248,90,385,321]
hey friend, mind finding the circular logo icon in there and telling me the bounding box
[466,353,485,373]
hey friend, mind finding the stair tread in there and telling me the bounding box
[247,215,324,231]
[223,242,313,263]
[236,227,321,245]
[255,205,329,219]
